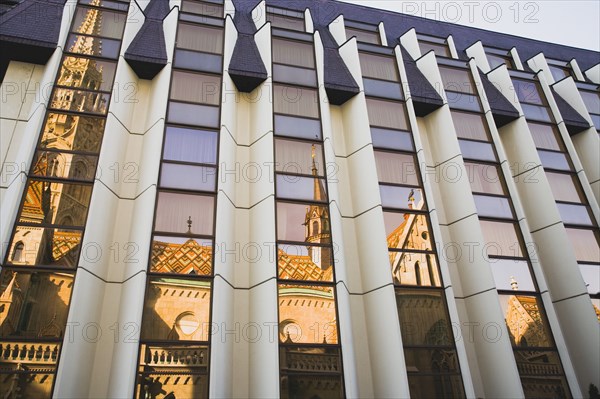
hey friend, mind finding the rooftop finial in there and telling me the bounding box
[187,216,193,234]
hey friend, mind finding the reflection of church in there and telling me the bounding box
[7,3,107,268]
[504,283,570,399]
[0,272,73,398]
[386,193,440,287]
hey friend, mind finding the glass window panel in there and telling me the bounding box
[384,212,433,251]
[512,79,544,105]
[78,0,129,11]
[141,277,211,341]
[0,366,56,399]
[487,53,513,70]
[451,111,489,141]
[163,127,218,164]
[480,220,523,258]
[458,140,497,161]
[396,289,453,346]
[446,93,482,112]
[278,283,338,344]
[374,151,420,186]
[517,351,570,398]
[359,52,399,81]
[419,41,450,58]
[167,102,220,127]
[0,271,74,339]
[404,348,461,373]
[538,150,571,171]
[276,175,327,202]
[366,98,409,130]
[174,49,222,73]
[489,259,536,291]
[274,115,321,140]
[390,251,441,287]
[31,151,97,181]
[465,162,505,195]
[19,180,92,227]
[363,79,403,100]
[439,66,475,94]
[522,103,553,122]
[589,114,600,132]
[279,346,344,398]
[566,228,600,263]
[380,185,426,211]
[549,65,570,82]
[177,23,223,54]
[137,344,209,398]
[347,27,380,44]
[266,13,305,31]
[49,88,110,115]
[182,0,223,17]
[39,112,105,153]
[407,375,465,399]
[580,90,600,114]
[273,64,317,87]
[272,38,314,68]
[275,139,324,176]
[155,192,214,235]
[276,202,331,244]
[170,71,221,105]
[371,128,414,151]
[473,195,513,219]
[579,264,599,295]
[557,203,593,226]
[280,373,343,399]
[151,236,213,275]
[179,12,227,26]
[546,172,583,203]
[498,295,553,347]
[278,244,334,282]
[136,376,208,399]
[65,34,121,59]
[72,7,126,38]
[528,122,563,151]
[7,226,82,267]
[160,163,216,192]
[273,85,319,118]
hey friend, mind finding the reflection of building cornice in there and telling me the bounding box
[281,350,341,374]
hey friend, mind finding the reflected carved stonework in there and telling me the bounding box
[0,272,73,339]
[137,344,209,399]
[505,295,549,347]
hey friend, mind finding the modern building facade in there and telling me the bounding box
[0,0,599,398]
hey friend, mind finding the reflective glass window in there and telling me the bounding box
[151,236,213,275]
[0,270,74,338]
[278,244,334,282]
[480,220,523,258]
[19,180,93,227]
[39,113,106,153]
[7,226,82,268]
[141,277,212,341]
[374,151,420,186]
[155,192,214,235]
[278,284,338,344]
[177,23,224,54]
[276,202,331,244]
